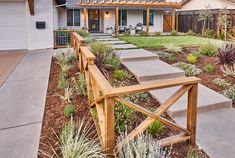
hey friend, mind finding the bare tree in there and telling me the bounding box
[198,5,213,35]
[218,7,232,41]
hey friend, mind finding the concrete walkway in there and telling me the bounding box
[0,49,52,158]
[93,34,235,158]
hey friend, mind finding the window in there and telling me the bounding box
[118,10,127,26]
[67,9,80,26]
[143,10,154,26]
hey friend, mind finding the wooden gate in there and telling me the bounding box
[163,14,172,32]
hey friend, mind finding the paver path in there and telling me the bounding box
[94,34,234,158]
[0,49,52,158]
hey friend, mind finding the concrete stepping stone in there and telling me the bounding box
[101,40,127,45]
[94,36,113,39]
[91,33,113,36]
[96,38,119,41]
[113,44,138,50]
[116,49,159,62]
[175,108,235,158]
[148,83,232,117]
[122,60,185,82]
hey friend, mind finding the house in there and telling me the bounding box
[176,0,235,33]
[0,0,182,51]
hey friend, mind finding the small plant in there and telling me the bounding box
[221,64,235,77]
[154,51,170,59]
[218,43,235,64]
[187,148,199,158]
[58,87,74,103]
[138,31,148,36]
[204,63,215,73]
[123,32,130,36]
[116,133,172,158]
[223,86,235,103]
[170,30,178,36]
[114,70,128,81]
[167,54,176,62]
[79,73,87,96]
[148,120,163,136]
[84,36,95,44]
[212,78,231,89]
[155,31,161,36]
[57,77,67,89]
[187,54,197,64]
[115,101,135,133]
[186,29,196,36]
[64,104,75,117]
[104,54,121,70]
[165,44,182,54]
[126,92,149,104]
[76,30,90,37]
[199,42,218,57]
[173,62,202,76]
[89,42,114,68]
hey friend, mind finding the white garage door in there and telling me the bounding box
[0,2,27,50]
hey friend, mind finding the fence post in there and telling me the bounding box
[187,83,198,147]
[104,97,115,156]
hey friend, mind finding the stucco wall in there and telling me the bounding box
[25,0,54,50]
[181,0,235,10]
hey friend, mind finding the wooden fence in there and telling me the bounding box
[71,32,201,156]
[177,9,235,35]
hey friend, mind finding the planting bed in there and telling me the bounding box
[39,55,208,157]
[148,47,235,108]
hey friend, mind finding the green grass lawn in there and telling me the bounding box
[118,36,224,49]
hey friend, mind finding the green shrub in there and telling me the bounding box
[104,55,121,70]
[170,30,178,36]
[89,42,114,67]
[154,51,170,59]
[79,73,87,96]
[58,87,74,103]
[64,104,75,117]
[191,51,201,58]
[165,44,182,53]
[187,54,197,64]
[199,42,218,56]
[173,62,202,76]
[187,148,199,158]
[167,54,176,62]
[57,77,67,89]
[148,120,163,136]
[126,93,149,104]
[155,31,161,36]
[115,101,135,133]
[76,30,90,37]
[123,32,130,36]
[202,29,215,38]
[204,63,215,73]
[114,70,127,81]
[186,29,196,36]
[59,119,106,158]
[84,36,95,44]
[212,78,231,89]
[138,31,148,36]
[223,86,235,103]
[117,133,172,158]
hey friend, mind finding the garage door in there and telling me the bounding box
[0,2,27,50]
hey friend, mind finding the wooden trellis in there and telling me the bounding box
[71,32,200,156]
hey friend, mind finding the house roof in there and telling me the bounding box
[67,0,181,9]
[180,0,235,6]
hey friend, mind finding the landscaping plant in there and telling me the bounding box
[155,31,161,36]
[104,54,121,70]
[148,120,163,136]
[173,62,202,76]
[199,42,218,57]
[170,30,178,36]
[71,74,87,97]
[57,77,68,89]
[212,78,231,89]
[186,29,196,36]
[64,104,75,118]
[223,86,235,103]
[126,93,149,104]
[165,44,182,54]
[154,51,170,59]
[187,54,197,64]
[198,5,213,35]
[58,87,74,103]
[76,30,90,37]
[217,8,232,41]
[203,63,215,73]
[187,148,199,158]
[218,43,235,64]
[114,70,128,81]
[116,133,172,158]
[221,64,235,77]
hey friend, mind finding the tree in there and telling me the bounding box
[218,7,232,41]
[198,5,213,35]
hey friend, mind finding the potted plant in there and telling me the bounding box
[129,25,135,35]
[106,26,113,34]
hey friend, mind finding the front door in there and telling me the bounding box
[88,9,100,32]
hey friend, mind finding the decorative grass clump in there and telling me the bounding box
[173,62,202,76]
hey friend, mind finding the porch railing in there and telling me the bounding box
[54,30,73,48]
[71,32,201,156]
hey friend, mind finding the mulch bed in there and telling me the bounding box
[39,57,209,158]
[147,47,235,108]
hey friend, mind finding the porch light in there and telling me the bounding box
[106,11,109,15]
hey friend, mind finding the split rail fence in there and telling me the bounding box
[71,32,201,156]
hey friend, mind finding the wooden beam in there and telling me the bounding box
[84,8,87,32]
[146,7,150,34]
[159,133,191,147]
[28,0,34,15]
[187,83,198,147]
[115,7,119,36]
[171,8,176,31]
[176,12,179,32]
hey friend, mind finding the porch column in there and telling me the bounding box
[146,7,150,34]
[171,8,176,31]
[115,7,119,36]
[84,8,87,32]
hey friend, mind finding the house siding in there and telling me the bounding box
[180,0,235,10]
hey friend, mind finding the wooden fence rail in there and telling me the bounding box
[71,32,201,156]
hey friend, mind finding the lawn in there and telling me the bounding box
[119,36,223,48]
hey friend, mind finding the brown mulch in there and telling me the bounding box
[39,57,209,158]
